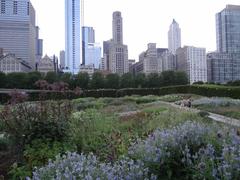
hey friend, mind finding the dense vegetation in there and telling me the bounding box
[0,70,188,90]
[1,88,240,179]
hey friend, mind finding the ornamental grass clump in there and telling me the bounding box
[31,152,156,180]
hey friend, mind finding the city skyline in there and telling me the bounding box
[31,0,240,61]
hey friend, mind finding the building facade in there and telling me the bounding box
[65,0,81,74]
[103,11,129,75]
[35,26,43,64]
[59,50,65,70]
[216,5,240,53]
[208,5,240,83]
[176,46,207,84]
[37,55,55,74]
[168,19,181,55]
[0,0,38,69]
[207,52,240,83]
[0,53,31,73]
[82,26,101,69]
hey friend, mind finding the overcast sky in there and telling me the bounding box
[31,0,239,61]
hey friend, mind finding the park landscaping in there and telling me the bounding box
[192,97,240,120]
[0,89,240,179]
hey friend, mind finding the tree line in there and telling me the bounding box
[0,70,189,90]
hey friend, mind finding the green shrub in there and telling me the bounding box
[9,139,75,179]
[0,100,72,152]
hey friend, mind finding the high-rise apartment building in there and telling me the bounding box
[208,5,240,83]
[0,0,38,69]
[168,19,181,55]
[103,11,128,75]
[82,26,101,68]
[176,46,207,84]
[65,0,81,74]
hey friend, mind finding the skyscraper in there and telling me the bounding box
[216,5,240,53]
[168,19,181,55]
[0,0,38,69]
[112,11,123,44]
[177,46,207,84]
[82,26,101,68]
[207,5,240,83]
[65,0,81,74]
[104,11,128,75]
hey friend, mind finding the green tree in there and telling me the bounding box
[60,73,74,89]
[0,72,7,88]
[26,71,42,89]
[160,70,176,86]
[134,73,146,88]
[146,73,160,88]
[120,73,135,88]
[174,71,189,85]
[6,72,28,89]
[75,72,89,89]
[44,72,58,84]
[90,72,105,89]
[105,74,120,89]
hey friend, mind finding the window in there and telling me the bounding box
[1,0,6,14]
[13,1,17,14]
[27,2,30,15]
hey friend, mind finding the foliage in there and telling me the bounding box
[68,110,114,156]
[31,152,156,180]
[0,91,72,153]
[129,121,240,179]
[105,73,120,89]
[59,73,74,89]
[0,72,7,88]
[26,72,43,89]
[75,72,89,89]
[6,72,28,89]
[146,73,160,88]
[90,72,105,89]
[44,71,58,84]
[8,139,76,179]
[174,71,189,85]
[134,73,146,88]
[120,73,135,88]
[192,97,240,107]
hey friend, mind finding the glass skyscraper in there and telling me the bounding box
[65,0,81,74]
[82,26,101,69]
[216,5,240,53]
[207,5,240,83]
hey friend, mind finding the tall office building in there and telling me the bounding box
[176,46,207,84]
[59,50,65,69]
[82,26,101,68]
[35,26,43,63]
[65,0,81,74]
[207,5,240,83]
[0,0,38,69]
[168,19,181,55]
[112,11,123,44]
[216,5,240,53]
[103,11,128,75]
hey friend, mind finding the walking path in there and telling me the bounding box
[161,101,240,128]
